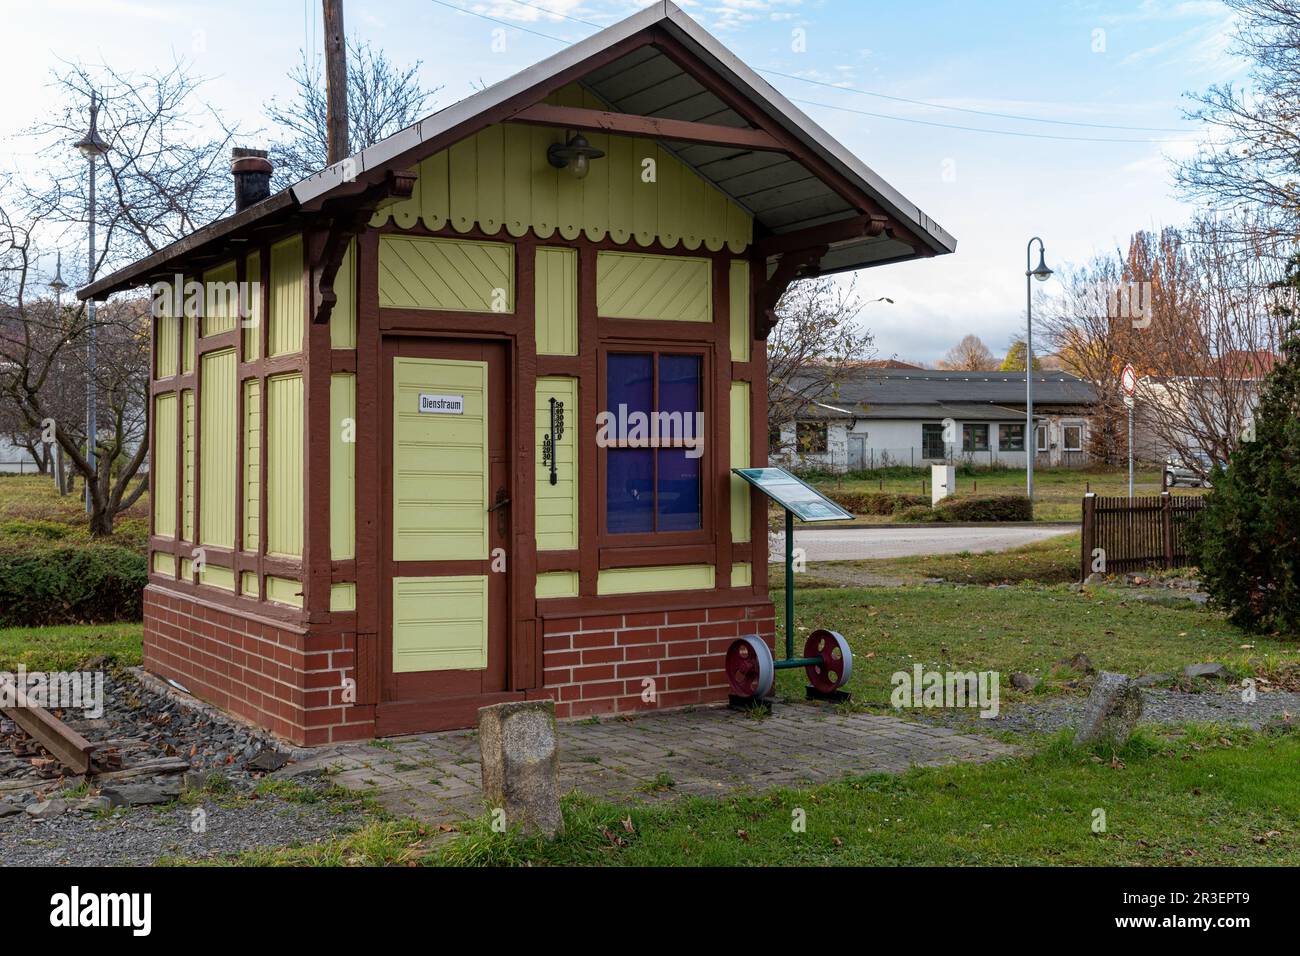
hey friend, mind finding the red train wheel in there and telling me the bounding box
[724,636,774,699]
[804,629,853,694]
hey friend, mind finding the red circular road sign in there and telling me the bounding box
[1120,364,1137,396]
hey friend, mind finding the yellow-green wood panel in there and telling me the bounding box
[330,582,356,612]
[152,552,175,576]
[153,392,177,538]
[200,565,235,592]
[730,381,751,544]
[156,311,179,378]
[269,235,304,357]
[181,390,195,542]
[266,373,304,558]
[180,300,196,375]
[596,252,711,322]
[729,260,751,363]
[534,246,577,355]
[330,239,356,349]
[242,379,261,551]
[731,562,752,588]
[370,106,752,253]
[201,261,238,337]
[243,251,262,360]
[330,372,356,560]
[535,571,579,600]
[180,557,193,581]
[199,349,237,549]
[596,564,715,596]
[266,576,303,608]
[392,357,488,561]
[392,576,487,672]
[378,236,514,313]
[240,571,258,597]
[535,376,578,551]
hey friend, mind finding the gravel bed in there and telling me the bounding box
[0,783,363,866]
[1,669,366,865]
[919,687,1300,737]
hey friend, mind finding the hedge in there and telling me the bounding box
[897,494,1034,523]
[827,491,929,515]
[0,544,147,627]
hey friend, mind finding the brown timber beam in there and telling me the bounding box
[507,103,786,152]
[754,244,827,341]
[0,678,97,775]
[753,214,892,258]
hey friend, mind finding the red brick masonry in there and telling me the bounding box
[143,586,368,746]
[542,604,776,719]
[145,585,776,743]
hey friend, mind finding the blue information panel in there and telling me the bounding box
[731,467,854,522]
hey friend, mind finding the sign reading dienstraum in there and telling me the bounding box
[418,393,464,414]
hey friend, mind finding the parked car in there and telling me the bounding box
[1164,453,1217,488]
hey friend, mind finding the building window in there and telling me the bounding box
[796,421,828,454]
[605,351,703,534]
[922,423,946,459]
[998,423,1025,451]
[962,423,989,452]
[1062,423,1084,452]
[1036,424,1048,451]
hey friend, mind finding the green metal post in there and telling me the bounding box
[785,508,795,660]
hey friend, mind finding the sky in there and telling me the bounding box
[0,0,1252,365]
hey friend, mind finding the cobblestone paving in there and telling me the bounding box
[293,704,1016,826]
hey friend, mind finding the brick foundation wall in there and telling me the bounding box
[142,585,373,746]
[542,603,776,720]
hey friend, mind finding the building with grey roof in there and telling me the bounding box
[774,366,1099,471]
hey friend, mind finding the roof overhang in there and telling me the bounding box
[80,1,954,302]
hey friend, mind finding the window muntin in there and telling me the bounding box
[998,423,1025,451]
[921,423,946,459]
[1062,424,1083,452]
[604,351,703,535]
[962,423,989,452]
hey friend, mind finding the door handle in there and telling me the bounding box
[489,489,510,538]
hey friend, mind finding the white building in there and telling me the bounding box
[776,367,1098,471]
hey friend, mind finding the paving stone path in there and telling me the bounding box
[292,704,1016,826]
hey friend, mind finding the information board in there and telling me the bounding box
[731,467,854,522]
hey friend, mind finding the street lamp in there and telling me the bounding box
[1025,237,1053,500]
[74,92,111,515]
[48,253,68,495]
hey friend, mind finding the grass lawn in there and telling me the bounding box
[232,724,1300,866]
[0,473,148,553]
[767,581,1298,705]
[802,532,1082,587]
[0,622,143,671]
[802,466,1207,523]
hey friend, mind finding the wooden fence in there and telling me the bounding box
[1079,493,1207,580]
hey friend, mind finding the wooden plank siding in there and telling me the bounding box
[1080,493,1207,580]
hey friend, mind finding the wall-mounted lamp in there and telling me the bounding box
[547,133,605,180]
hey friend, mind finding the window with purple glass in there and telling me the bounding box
[604,351,703,534]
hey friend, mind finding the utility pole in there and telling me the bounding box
[323,0,349,165]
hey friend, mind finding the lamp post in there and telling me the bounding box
[48,253,68,495]
[1024,237,1053,500]
[74,92,111,516]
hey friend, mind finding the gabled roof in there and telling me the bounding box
[80,1,954,301]
[786,366,1099,420]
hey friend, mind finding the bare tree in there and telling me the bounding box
[0,203,149,535]
[1041,213,1290,474]
[938,333,996,370]
[1176,0,1300,239]
[265,38,439,187]
[767,276,875,456]
[24,59,239,271]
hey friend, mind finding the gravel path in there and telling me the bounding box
[922,687,1300,737]
[771,524,1075,561]
[0,785,364,866]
